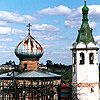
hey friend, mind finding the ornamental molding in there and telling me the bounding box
[73,82,99,87]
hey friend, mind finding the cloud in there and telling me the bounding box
[89,21,97,29]
[39,5,100,28]
[0,24,59,35]
[65,20,97,29]
[0,21,8,26]
[0,26,25,34]
[94,36,100,45]
[43,44,53,49]
[38,5,71,15]
[88,5,100,15]
[32,24,59,32]
[41,4,98,20]
[0,50,12,53]
[11,28,25,34]
[65,19,81,28]
[0,45,14,54]
[0,26,11,34]
[0,11,37,24]
[0,38,12,42]
[65,5,100,28]
[0,46,5,49]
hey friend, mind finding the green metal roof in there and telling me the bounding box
[76,1,95,45]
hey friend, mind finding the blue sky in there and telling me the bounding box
[0,0,100,65]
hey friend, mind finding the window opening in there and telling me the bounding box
[24,63,27,70]
[80,53,84,64]
[91,87,94,93]
[89,53,94,64]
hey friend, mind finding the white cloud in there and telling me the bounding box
[39,5,100,28]
[38,5,81,16]
[11,28,25,34]
[88,5,100,15]
[0,24,59,35]
[43,36,54,41]
[32,24,59,32]
[0,11,37,24]
[43,44,53,48]
[89,21,97,29]
[64,5,100,28]
[65,19,81,28]
[39,5,71,15]
[0,46,5,49]
[0,38,12,42]
[0,26,26,34]
[0,26,11,34]
[0,21,8,26]
[65,20,97,29]
[94,36,100,45]
[0,50,12,53]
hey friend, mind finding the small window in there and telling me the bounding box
[24,63,27,70]
[80,53,84,64]
[89,53,94,64]
[73,53,76,65]
[91,87,94,93]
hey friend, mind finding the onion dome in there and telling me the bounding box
[82,0,89,22]
[15,24,43,60]
[82,0,89,13]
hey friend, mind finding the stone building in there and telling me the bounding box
[71,1,99,100]
[0,24,61,100]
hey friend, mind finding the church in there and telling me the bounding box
[71,0,99,100]
[0,23,61,100]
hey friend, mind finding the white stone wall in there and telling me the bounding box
[72,42,99,100]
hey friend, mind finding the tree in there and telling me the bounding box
[46,60,53,69]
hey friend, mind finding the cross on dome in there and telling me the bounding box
[27,23,32,35]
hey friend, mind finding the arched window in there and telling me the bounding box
[80,53,84,64]
[89,53,94,64]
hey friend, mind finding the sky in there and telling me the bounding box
[0,0,100,65]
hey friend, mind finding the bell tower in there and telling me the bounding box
[71,1,99,100]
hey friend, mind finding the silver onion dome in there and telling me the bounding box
[15,24,44,60]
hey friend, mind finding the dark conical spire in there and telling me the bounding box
[76,0,95,45]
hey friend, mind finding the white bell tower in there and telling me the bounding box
[71,1,99,100]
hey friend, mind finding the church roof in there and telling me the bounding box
[76,1,95,45]
[15,24,43,60]
[0,71,61,79]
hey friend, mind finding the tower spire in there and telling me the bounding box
[82,0,89,22]
[75,0,95,45]
[27,23,32,35]
[84,0,86,5]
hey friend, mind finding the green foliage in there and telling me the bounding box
[45,60,72,83]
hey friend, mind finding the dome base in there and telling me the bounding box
[20,59,39,71]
